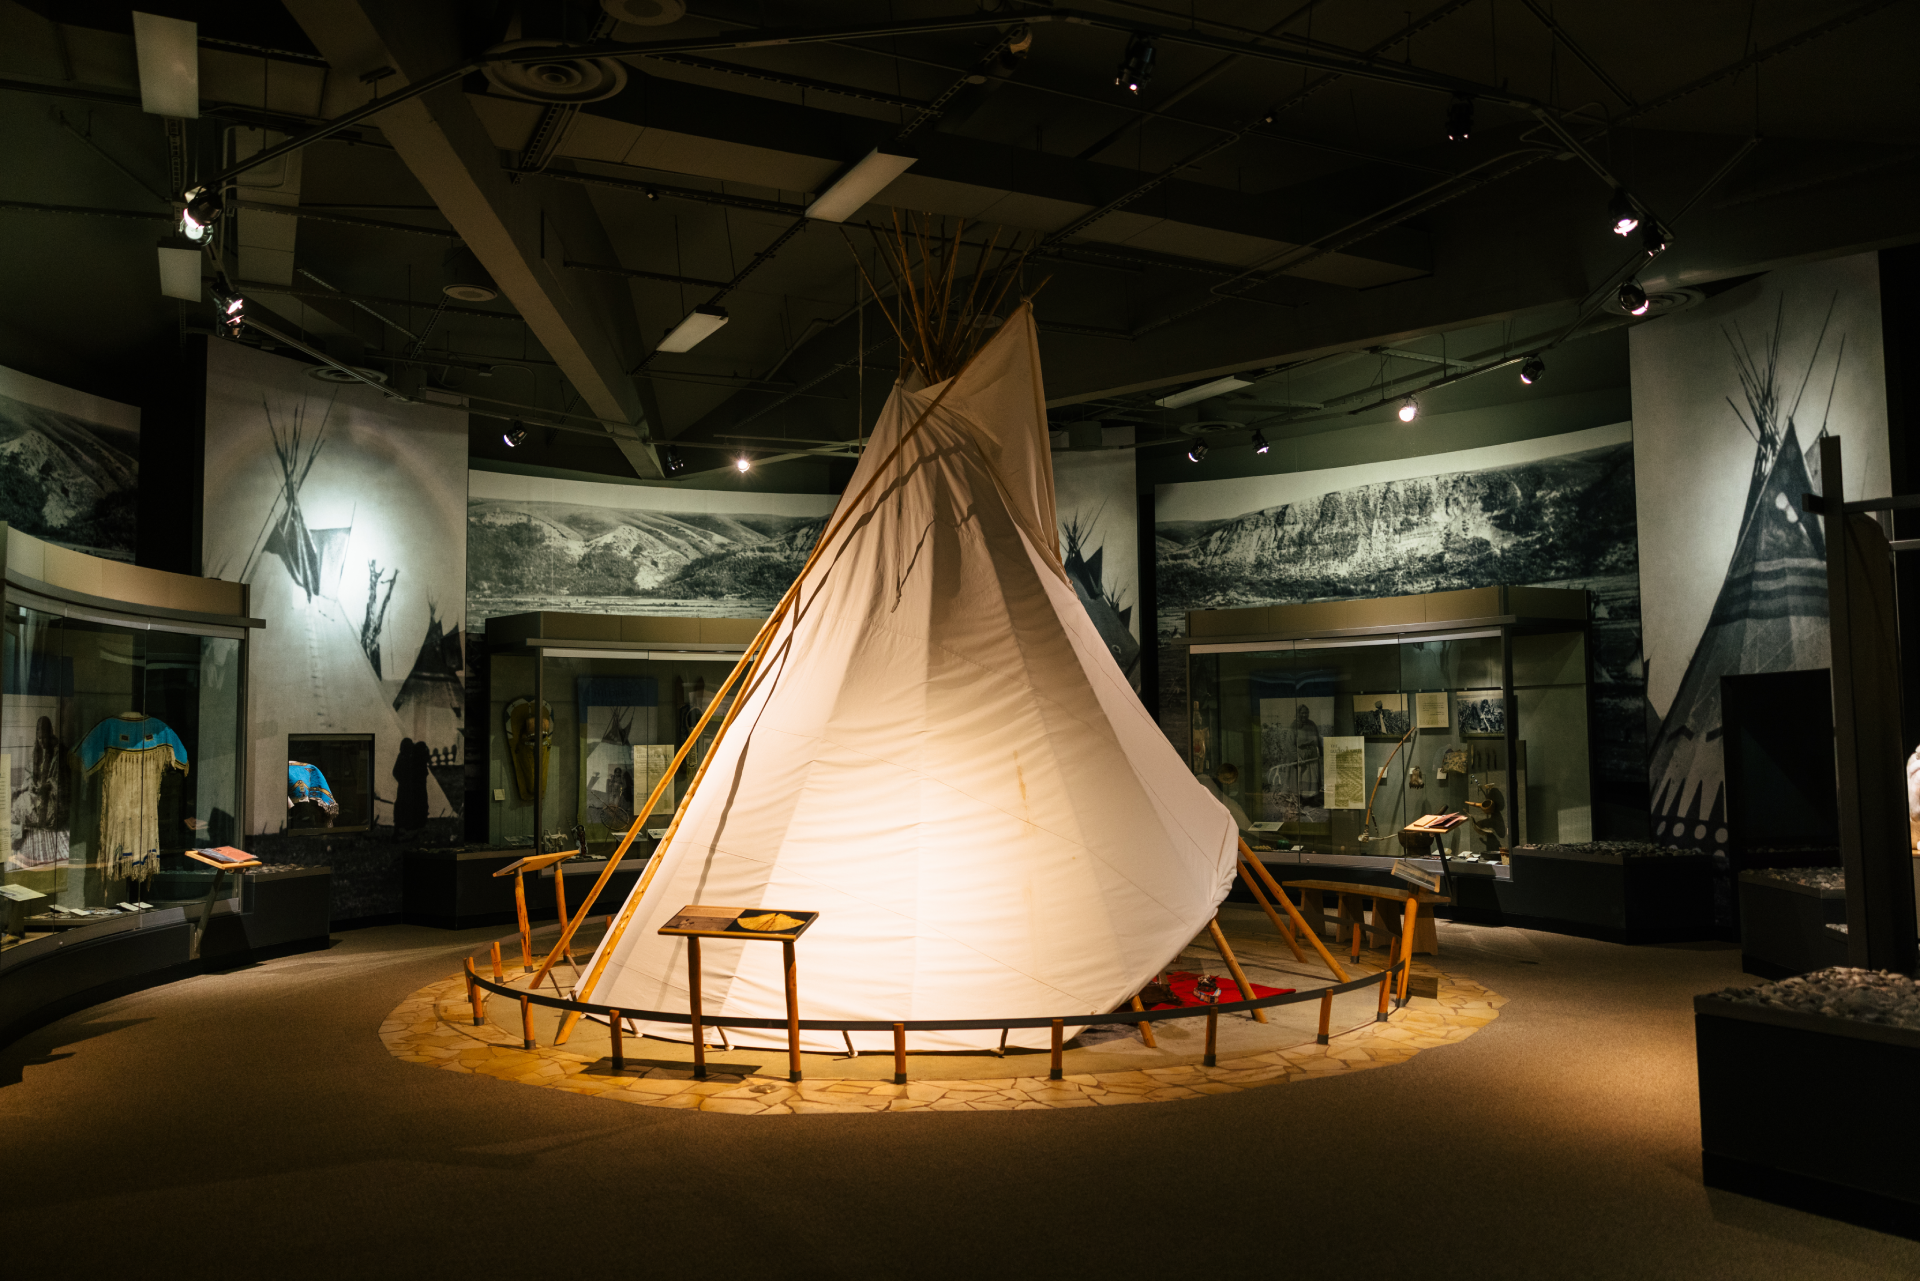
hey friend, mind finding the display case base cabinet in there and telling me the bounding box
[403,848,647,930]
[1737,876,1848,979]
[1500,850,1715,942]
[1696,999,1920,1240]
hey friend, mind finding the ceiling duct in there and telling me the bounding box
[441,243,499,302]
[483,40,629,104]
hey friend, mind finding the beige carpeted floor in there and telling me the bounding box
[3,918,1917,1279]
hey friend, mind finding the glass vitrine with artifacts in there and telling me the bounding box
[483,613,762,854]
[1184,588,1593,864]
[1,531,252,951]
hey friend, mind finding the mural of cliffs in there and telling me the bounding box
[1154,423,1644,800]
[466,471,836,623]
[1156,441,1635,611]
[0,364,140,562]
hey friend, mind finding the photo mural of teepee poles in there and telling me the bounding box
[1648,298,1842,851]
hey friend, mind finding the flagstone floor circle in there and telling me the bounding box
[381,919,1505,1114]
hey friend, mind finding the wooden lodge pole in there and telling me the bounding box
[490,939,504,981]
[1238,856,1307,963]
[1207,917,1267,1024]
[1238,839,1349,981]
[1129,994,1157,1049]
[513,872,533,972]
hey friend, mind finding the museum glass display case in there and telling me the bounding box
[1184,587,1593,866]
[0,527,253,953]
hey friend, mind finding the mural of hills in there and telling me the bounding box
[1156,443,1636,613]
[467,497,826,619]
[0,389,139,561]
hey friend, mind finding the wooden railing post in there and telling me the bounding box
[1318,990,1333,1046]
[1203,1007,1218,1068]
[1049,1018,1064,1081]
[465,956,484,1026]
[892,1023,907,1085]
[520,993,536,1048]
[609,1009,624,1073]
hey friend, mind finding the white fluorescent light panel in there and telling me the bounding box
[1153,375,1253,409]
[805,149,917,223]
[132,12,199,119]
[656,306,729,354]
[156,247,202,301]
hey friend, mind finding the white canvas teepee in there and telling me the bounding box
[577,304,1239,1051]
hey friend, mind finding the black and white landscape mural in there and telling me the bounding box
[1155,422,1643,800]
[1632,251,1888,862]
[203,342,467,906]
[1053,451,1141,692]
[0,364,139,561]
[466,471,836,624]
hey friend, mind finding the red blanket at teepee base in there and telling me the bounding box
[1147,971,1294,1009]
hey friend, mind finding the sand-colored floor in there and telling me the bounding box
[380,905,1504,1112]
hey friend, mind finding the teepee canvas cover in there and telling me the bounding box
[578,306,1238,1051]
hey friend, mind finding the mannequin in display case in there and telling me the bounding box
[78,713,188,883]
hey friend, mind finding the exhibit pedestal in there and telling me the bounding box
[1695,995,1920,1239]
[1737,872,1849,978]
[1503,845,1714,942]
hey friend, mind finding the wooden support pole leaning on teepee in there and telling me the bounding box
[1206,917,1267,1023]
[1237,838,1350,981]
[1129,994,1157,1048]
[1237,855,1307,964]
[539,327,996,1040]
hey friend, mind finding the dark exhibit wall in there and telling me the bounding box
[202,343,468,920]
[1631,251,1890,862]
[1153,422,1645,834]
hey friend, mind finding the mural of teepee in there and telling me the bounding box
[1648,300,1841,852]
[1061,507,1141,683]
[251,398,328,599]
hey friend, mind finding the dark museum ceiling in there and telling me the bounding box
[0,0,1915,483]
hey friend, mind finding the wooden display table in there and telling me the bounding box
[1282,879,1449,1002]
[660,905,818,1082]
[183,848,262,960]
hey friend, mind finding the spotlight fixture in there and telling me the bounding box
[1520,355,1546,385]
[734,453,752,474]
[1115,33,1156,95]
[1251,429,1269,455]
[1608,187,1640,237]
[1639,221,1668,255]
[210,278,245,336]
[502,422,528,448]
[1397,396,1419,423]
[1445,93,1474,141]
[1186,439,1208,463]
[655,304,729,354]
[181,187,220,241]
[663,446,687,476]
[1619,280,1651,316]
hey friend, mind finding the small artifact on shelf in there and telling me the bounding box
[1407,765,1425,789]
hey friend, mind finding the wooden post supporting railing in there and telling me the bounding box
[893,1023,907,1085]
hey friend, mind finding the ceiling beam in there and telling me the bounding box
[280,0,661,478]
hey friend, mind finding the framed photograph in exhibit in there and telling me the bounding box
[1259,696,1331,821]
[1323,735,1368,809]
[579,677,661,839]
[1457,690,1507,736]
[1352,693,1410,737]
[1414,690,1450,730]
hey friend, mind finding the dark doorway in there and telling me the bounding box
[1721,669,1841,874]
